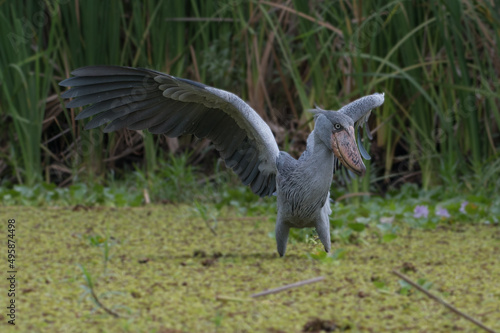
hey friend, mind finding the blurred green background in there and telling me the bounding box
[1,0,499,204]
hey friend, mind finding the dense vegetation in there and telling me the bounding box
[1,0,499,199]
[3,205,497,332]
[2,2,499,332]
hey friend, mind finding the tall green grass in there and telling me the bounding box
[0,2,55,186]
[0,0,498,196]
[260,0,500,194]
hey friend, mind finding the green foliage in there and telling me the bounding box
[77,223,126,318]
[191,200,219,235]
[0,2,55,185]
[78,253,124,317]
[397,278,433,296]
[9,204,500,331]
[2,168,498,249]
[288,182,499,245]
[82,230,115,272]
[381,233,398,243]
[130,153,199,203]
[0,182,143,206]
[1,0,499,195]
[372,278,389,292]
[307,248,347,264]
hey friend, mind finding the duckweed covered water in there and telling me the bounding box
[3,205,499,332]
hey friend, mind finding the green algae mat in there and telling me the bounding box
[3,205,499,332]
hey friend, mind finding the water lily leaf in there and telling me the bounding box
[348,223,366,232]
[382,234,397,243]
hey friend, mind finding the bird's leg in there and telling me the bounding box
[275,219,290,257]
[315,195,332,253]
[315,219,331,253]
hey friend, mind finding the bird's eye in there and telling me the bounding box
[334,123,341,130]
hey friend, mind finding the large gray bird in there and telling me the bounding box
[60,66,384,256]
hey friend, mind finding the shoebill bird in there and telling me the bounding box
[60,66,384,257]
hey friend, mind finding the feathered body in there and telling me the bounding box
[60,66,385,257]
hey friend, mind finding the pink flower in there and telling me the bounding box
[413,205,429,218]
[436,207,451,218]
[460,201,468,214]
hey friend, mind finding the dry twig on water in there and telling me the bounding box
[392,270,496,333]
[251,276,325,298]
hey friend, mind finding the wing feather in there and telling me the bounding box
[76,92,164,120]
[104,103,169,132]
[59,75,146,87]
[60,66,279,197]
[339,93,384,161]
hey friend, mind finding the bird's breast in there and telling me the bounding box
[277,175,329,226]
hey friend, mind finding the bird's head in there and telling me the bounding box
[310,108,366,177]
[310,93,384,177]
[329,112,366,177]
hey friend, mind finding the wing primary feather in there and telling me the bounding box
[71,66,151,77]
[224,138,251,169]
[192,111,226,138]
[76,92,163,120]
[208,116,238,149]
[83,97,166,130]
[237,149,258,183]
[103,103,170,132]
[66,88,146,108]
[233,148,256,178]
[61,66,280,197]
[126,110,169,130]
[218,132,246,159]
[225,148,246,169]
[250,173,265,194]
[181,107,210,134]
[59,75,146,87]
[61,80,156,98]
[262,176,276,197]
[241,160,260,185]
[150,104,201,136]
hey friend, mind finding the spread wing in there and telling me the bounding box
[339,93,384,160]
[59,66,279,197]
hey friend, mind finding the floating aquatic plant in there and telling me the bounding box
[413,205,429,219]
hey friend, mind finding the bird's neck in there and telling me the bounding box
[300,130,335,183]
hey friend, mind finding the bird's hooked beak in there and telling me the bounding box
[331,126,366,177]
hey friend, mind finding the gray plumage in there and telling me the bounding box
[60,65,385,257]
